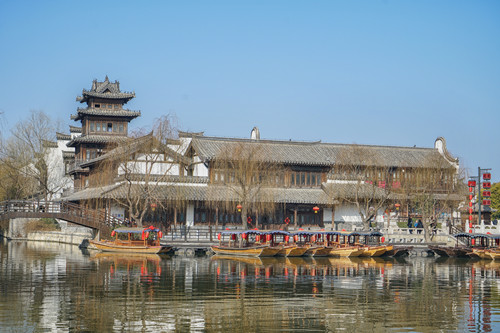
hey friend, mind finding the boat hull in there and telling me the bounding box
[428,245,470,257]
[89,240,171,254]
[359,245,388,257]
[328,247,364,257]
[211,245,280,257]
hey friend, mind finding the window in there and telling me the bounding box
[96,123,101,131]
[108,104,112,109]
[119,124,124,132]
[113,123,118,132]
[107,123,112,132]
[89,122,94,132]
[86,150,90,160]
[95,104,100,108]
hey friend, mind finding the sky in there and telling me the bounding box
[0,0,499,182]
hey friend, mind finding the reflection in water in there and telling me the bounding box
[1,240,500,332]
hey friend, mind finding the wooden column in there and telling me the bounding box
[331,205,335,230]
[294,207,298,229]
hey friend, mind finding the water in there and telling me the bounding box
[1,240,500,332]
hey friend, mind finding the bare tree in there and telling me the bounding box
[91,115,185,227]
[325,145,395,230]
[208,142,282,229]
[403,154,464,241]
[0,110,66,200]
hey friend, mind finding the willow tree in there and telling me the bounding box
[208,142,282,229]
[91,115,186,227]
[325,145,396,231]
[403,153,464,241]
[0,110,65,200]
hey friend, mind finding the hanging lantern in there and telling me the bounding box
[468,180,476,187]
[483,182,491,189]
[237,204,242,212]
[483,173,491,180]
[313,206,320,214]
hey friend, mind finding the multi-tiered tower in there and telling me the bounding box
[68,76,140,190]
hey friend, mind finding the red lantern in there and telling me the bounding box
[468,180,476,187]
[231,234,236,241]
[483,182,491,189]
[469,187,474,193]
[293,235,299,242]
[256,235,261,242]
[285,235,289,242]
[483,191,491,197]
[266,234,272,242]
[313,206,320,214]
[381,236,385,243]
[483,173,491,180]
[237,204,242,212]
[483,200,491,206]
[158,231,163,239]
[111,230,116,237]
[311,235,316,242]
[217,233,221,240]
[242,233,247,240]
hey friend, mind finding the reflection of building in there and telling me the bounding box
[60,79,461,230]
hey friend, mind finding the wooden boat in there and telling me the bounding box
[470,248,492,260]
[384,246,413,257]
[328,246,364,257]
[309,246,331,257]
[212,230,281,257]
[89,226,172,254]
[211,244,279,257]
[428,245,470,257]
[358,245,389,257]
[486,250,500,260]
[276,245,309,257]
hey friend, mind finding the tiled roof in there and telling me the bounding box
[191,136,453,169]
[70,107,141,121]
[76,76,135,103]
[66,135,130,147]
[56,132,71,140]
[42,140,58,148]
[62,151,74,159]
[69,126,82,133]
[78,133,191,167]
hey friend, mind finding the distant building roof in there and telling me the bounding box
[191,136,456,169]
[56,132,71,140]
[76,76,135,103]
[69,126,82,133]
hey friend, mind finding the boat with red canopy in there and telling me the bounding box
[211,230,281,257]
[89,226,172,254]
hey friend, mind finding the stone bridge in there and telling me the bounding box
[0,200,125,238]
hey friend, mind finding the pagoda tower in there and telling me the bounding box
[67,76,141,190]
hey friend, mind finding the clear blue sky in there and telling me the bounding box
[1,0,499,181]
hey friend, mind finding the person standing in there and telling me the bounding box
[407,217,413,234]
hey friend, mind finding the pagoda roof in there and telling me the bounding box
[76,76,135,103]
[66,134,130,147]
[70,107,141,121]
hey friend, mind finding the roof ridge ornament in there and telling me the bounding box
[250,126,260,140]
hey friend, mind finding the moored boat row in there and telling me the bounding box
[211,229,396,258]
[428,233,500,260]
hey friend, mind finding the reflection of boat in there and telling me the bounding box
[211,245,280,257]
[90,252,162,263]
[486,250,500,260]
[470,248,492,260]
[211,255,272,266]
[89,227,172,254]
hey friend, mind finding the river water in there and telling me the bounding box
[1,240,500,332]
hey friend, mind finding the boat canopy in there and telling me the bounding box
[348,231,383,237]
[454,233,500,239]
[113,227,160,234]
[219,230,266,236]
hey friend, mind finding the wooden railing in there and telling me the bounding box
[0,200,125,233]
